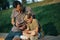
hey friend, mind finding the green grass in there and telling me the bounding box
[0,8,13,32]
[32,3,60,34]
[0,2,60,35]
[27,0,53,8]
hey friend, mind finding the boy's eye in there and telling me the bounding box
[27,19,30,21]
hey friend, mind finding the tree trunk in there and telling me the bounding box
[22,0,26,5]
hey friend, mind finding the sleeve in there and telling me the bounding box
[11,9,15,18]
[33,19,39,28]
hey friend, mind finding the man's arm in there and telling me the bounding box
[11,18,15,25]
[11,9,15,26]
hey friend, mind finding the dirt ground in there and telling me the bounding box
[0,37,4,40]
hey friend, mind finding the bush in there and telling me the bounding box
[42,22,58,36]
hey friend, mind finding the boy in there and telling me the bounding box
[23,14,39,40]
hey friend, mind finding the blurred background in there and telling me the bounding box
[0,0,60,36]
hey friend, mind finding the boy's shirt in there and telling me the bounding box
[27,19,38,31]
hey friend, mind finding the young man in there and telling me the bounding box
[5,1,33,40]
[5,1,26,40]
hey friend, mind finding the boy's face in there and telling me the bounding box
[27,17,32,23]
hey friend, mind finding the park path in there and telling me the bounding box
[40,35,60,40]
[0,33,60,40]
[0,33,8,40]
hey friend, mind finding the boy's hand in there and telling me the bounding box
[30,31,36,36]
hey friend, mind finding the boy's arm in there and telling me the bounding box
[34,19,38,32]
[31,19,39,35]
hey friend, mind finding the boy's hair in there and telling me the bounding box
[27,13,32,19]
[13,1,22,8]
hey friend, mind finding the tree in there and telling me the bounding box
[22,0,26,5]
[0,0,10,10]
[32,0,35,2]
[44,0,53,2]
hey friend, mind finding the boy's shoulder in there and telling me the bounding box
[33,19,38,22]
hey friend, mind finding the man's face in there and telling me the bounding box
[16,4,21,10]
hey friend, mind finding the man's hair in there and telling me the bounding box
[13,1,22,8]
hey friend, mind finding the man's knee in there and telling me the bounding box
[13,37,20,40]
[13,35,20,40]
